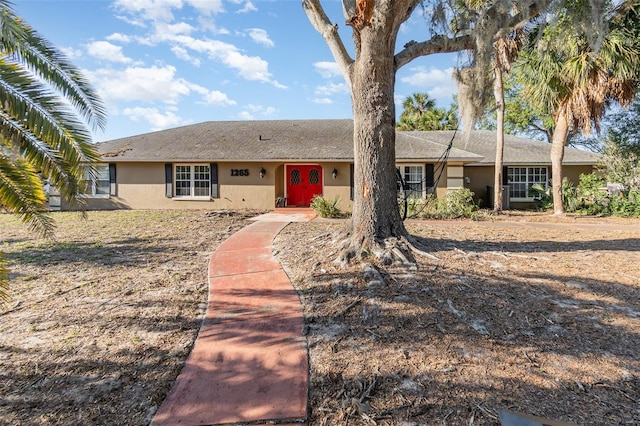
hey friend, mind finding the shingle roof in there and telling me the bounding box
[414,130,600,165]
[97,120,599,165]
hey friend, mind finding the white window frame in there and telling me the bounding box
[174,164,210,199]
[507,166,549,201]
[396,164,425,198]
[80,164,110,198]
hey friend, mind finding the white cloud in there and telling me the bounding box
[399,66,457,104]
[112,0,182,23]
[202,90,237,106]
[246,28,274,48]
[106,33,132,43]
[86,41,132,63]
[172,35,286,88]
[315,82,349,96]
[314,61,342,79]
[171,46,201,65]
[89,65,192,103]
[239,104,276,119]
[122,106,186,130]
[60,46,83,60]
[313,97,333,104]
[236,1,257,13]
[185,0,224,16]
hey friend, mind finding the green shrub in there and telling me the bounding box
[530,178,578,212]
[416,188,480,220]
[530,183,553,211]
[609,190,640,217]
[310,195,342,218]
[575,173,610,215]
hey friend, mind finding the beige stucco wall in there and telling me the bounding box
[321,163,353,211]
[64,160,596,212]
[73,161,354,212]
[463,164,596,208]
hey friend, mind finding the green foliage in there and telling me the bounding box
[543,173,640,217]
[530,183,553,211]
[574,173,610,215]
[410,189,481,220]
[0,2,106,237]
[397,92,459,131]
[530,177,580,212]
[0,3,106,302]
[600,141,640,192]
[310,195,343,218]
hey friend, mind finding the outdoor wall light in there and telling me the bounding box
[260,167,266,179]
[332,168,338,179]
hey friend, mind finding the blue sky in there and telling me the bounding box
[16,0,460,142]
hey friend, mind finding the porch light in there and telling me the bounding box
[332,168,338,179]
[260,167,266,179]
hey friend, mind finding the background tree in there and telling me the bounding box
[605,94,640,156]
[397,93,458,131]
[303,0,552,262]
[491,34,524,213]
[516,0,640,214]
[0,1,106,302]
[478,74,556,142]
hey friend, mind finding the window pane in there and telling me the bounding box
[403,165,423,197]
[95,165,110,195]
[309,168,319,184]
[290,169,300,185]
[193,165,210,197]
[508,166,548,199]
[175,165,191,196]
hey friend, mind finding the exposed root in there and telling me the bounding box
[330,229,441,271]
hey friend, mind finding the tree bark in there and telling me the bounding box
[493,65,505,213]
[551,107,570,215]
[348,12,407,252]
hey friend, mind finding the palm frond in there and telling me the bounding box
[0,2,106,132]
[0,154,55,237]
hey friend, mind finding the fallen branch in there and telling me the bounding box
[333,297,363,318]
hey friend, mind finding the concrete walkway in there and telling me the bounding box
[151,208,315,425]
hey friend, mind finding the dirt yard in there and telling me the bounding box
[1,210,639,425]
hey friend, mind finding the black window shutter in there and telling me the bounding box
[210,163,218,198]
[425,163,435,192]
[349,164,354,201]
[502,166,509,185]
[109,163,117,196]
[165,163,173,198]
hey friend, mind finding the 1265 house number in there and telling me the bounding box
[230,169,250,176]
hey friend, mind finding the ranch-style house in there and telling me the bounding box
[50,119,599,212]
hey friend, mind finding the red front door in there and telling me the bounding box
[286,165,323,206]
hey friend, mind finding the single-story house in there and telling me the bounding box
[49,119,600,211]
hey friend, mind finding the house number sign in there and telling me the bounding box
[230,169,250,176]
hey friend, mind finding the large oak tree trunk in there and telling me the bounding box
[551,107,570,215]
[347,19,407,253]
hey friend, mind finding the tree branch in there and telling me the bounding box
[302,0,354,86]
[395,34,473,70]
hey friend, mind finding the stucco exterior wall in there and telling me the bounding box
[322,163,353,211]
[71,161,354,211]
[61,160,596,212]
[463,164,596,209]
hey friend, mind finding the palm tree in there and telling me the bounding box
[397,93,458,130]
[0,1,106,302]
[516,1,640,214]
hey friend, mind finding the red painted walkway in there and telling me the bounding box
[151,209,315,425]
